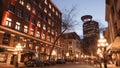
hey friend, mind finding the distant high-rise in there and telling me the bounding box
[81,15,100,55]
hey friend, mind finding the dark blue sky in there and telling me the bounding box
[52,0,108,37]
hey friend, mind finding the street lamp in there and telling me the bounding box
[15,43,22,67]
[97,36,108,68]
[66,52,69,61]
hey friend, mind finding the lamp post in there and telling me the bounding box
[66,52,69,62]
[51,50,57,60]
[15,43,22,68]
[98,36,108,68]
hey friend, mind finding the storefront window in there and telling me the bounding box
[0,53,7,62]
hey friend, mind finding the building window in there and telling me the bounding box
[44,8,47,13]
[51,37,54,43]
[55,32,57,36]
[36,31,40,38]
[24,25,28,33]
[25,14,30,21]
[29,44,33,49]
[118,10,120,19]
[9,5,15,13]
[2,33,10,45]
[39,3,42,9]
[52,30,54,35]
[48,12,51,16]
[49,4,51,9]
[17,9,23,17]
[44,0,47,4]
[56,12,58,16]
[37,21,41,27]
[43,25,46,30]
[52,22,54,27]
[32,7,36,14]
[19,0,24,5]
[35,46,39,52]
[47,36,50,41]
[42,33,45,40]
[32,0,37,4]
[48,19,51,25]
[26,3,31,11]
[30,28,34,36]
[44,16,47,22]
[32,17,36,24]
[52,8,55,12]
[69,41,72,44]
[15,22,20,30]
[6,18,12,27]
[48,27,50,33]
[38,11,42,18]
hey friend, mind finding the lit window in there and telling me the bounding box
[48,19,51,25]
[44,8,47,13]
[48,12,51,16]
[24,25,28,33]
[30,28,34,35]
[42,33,45,40]
[19,0,24,5]
[26,3,31,10]
[48,27,50,33]
[52,30,54,35]
[52,8,55,12]
[29,44,32,49]
[44,0,47,4]
[51,37,54,43]
[49,4,51,9]
[37,21,41,27]
[47,36,50,41]
[6,18,12,27]
[35,46,39,52]
[55,32,57,36]
[36,31,40,38]
[52,22,54,26]
[56,12,58,16]
[15,22,20,30]
[43,25,46,30]
[32,7,36,14]
[41,47,44,52]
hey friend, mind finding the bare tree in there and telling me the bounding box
[48,6,77,60]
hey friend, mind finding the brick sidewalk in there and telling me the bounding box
[95,64,120,68]
[0,63,25,68]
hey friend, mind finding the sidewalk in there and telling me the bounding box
[95,64,120,68]
[0,63,25,68]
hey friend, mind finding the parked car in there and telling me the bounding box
[26,59,44,67]
[44,59,56,66]
[56,59,66,64]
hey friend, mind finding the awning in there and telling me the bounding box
[110,37,120,51]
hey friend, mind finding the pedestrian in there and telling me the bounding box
[94,59,98,67]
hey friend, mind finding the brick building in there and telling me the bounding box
[0,0,62,65]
